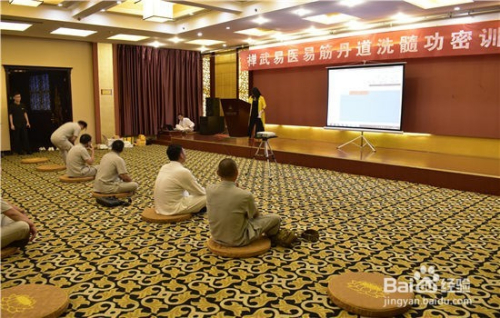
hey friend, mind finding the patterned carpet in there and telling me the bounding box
[1,144,499,317]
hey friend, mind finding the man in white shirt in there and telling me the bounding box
[154,144,206,215]
[175,114,195,132]
[50,120,87,165]
[66,134,98,178]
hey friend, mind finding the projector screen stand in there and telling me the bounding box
[337,131,376,152]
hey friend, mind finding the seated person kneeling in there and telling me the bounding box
[66,133,98,177]
[1,199,37,249]
[154,144,206,215]
[175,114,195,132]
[207,158,297,247]
[94,140,138,194]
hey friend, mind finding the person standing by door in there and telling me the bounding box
[8,92,31,155]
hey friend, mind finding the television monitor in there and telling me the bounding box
[326,63,405,132]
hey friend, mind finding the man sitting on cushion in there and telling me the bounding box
[66,134,98,178]
[154,144,206,215]
[1,199,37,249]
[175,114,195,132]
[94,140,138,194]
[207,158,297,247]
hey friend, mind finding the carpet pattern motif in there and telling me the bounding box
[1,145,499,317]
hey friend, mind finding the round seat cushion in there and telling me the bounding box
[92,192,132,198]
[21,157,49,164]
[207,237,271,258]
[141,207,192,223]
[59,175,94,183]
[1,246,19,259]
[0,284,69,318]
[327,272,414,317]
[36,164,66,172]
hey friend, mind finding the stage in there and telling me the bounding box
[155,132,499,196]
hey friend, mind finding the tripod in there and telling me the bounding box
[252,134,279,179]
[337,131,376,152]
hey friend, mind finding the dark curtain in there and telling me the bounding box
[116,45,202,136]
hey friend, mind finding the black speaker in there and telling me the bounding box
[206,98,221,117]
[199,116,225,135]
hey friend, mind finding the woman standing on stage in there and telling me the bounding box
[247,87,267,139]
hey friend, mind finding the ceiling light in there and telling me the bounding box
[223,44,227,47]
[304,13,358,25]
[306,26,329,36]
[149,41,163,48]
[391,12,423,24]
[294,9,311,17]
[0,21,32,31]
[143,0,173,23]
[108,34,149,41]
[234,28,275,37]
[8,0,42,7]
[186,39,224,46]
[253,16,269,25]
[454,6,461,10]
[226,26,230,30]
[169,37,183,43]
[346,20,371,30]
[51,27,97,37]
[199,46,208,52]
[197,32,203,37]
[339,0,365,7]
[404,0,473,10]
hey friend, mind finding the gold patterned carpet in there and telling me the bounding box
[1,145,499,317]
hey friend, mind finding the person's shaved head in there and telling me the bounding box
[217,158,238,179]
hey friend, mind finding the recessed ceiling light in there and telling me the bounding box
[294,9,311,17]
[391,12,423,24]
[8,0,42,7]
[306,27,329,36]
[339,0,365,7]
[51,27,97,37]
[404,0,473,10]
[108,34,149,41]
[304,13,358,25]
[199,46,208,52]
[169,37,183,43]
[346,20,371,30]
[226,26,230,30]
[0,21,32,31]
[253,16,269,25]
[197,32,203,37]
[223,44,227,47]
[454,6,461,10]
[234,28,275,37]
[100,9,106,12]
[186,39,224,46]
[149,41,162,48]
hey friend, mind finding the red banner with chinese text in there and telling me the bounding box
[240,20,500,71]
